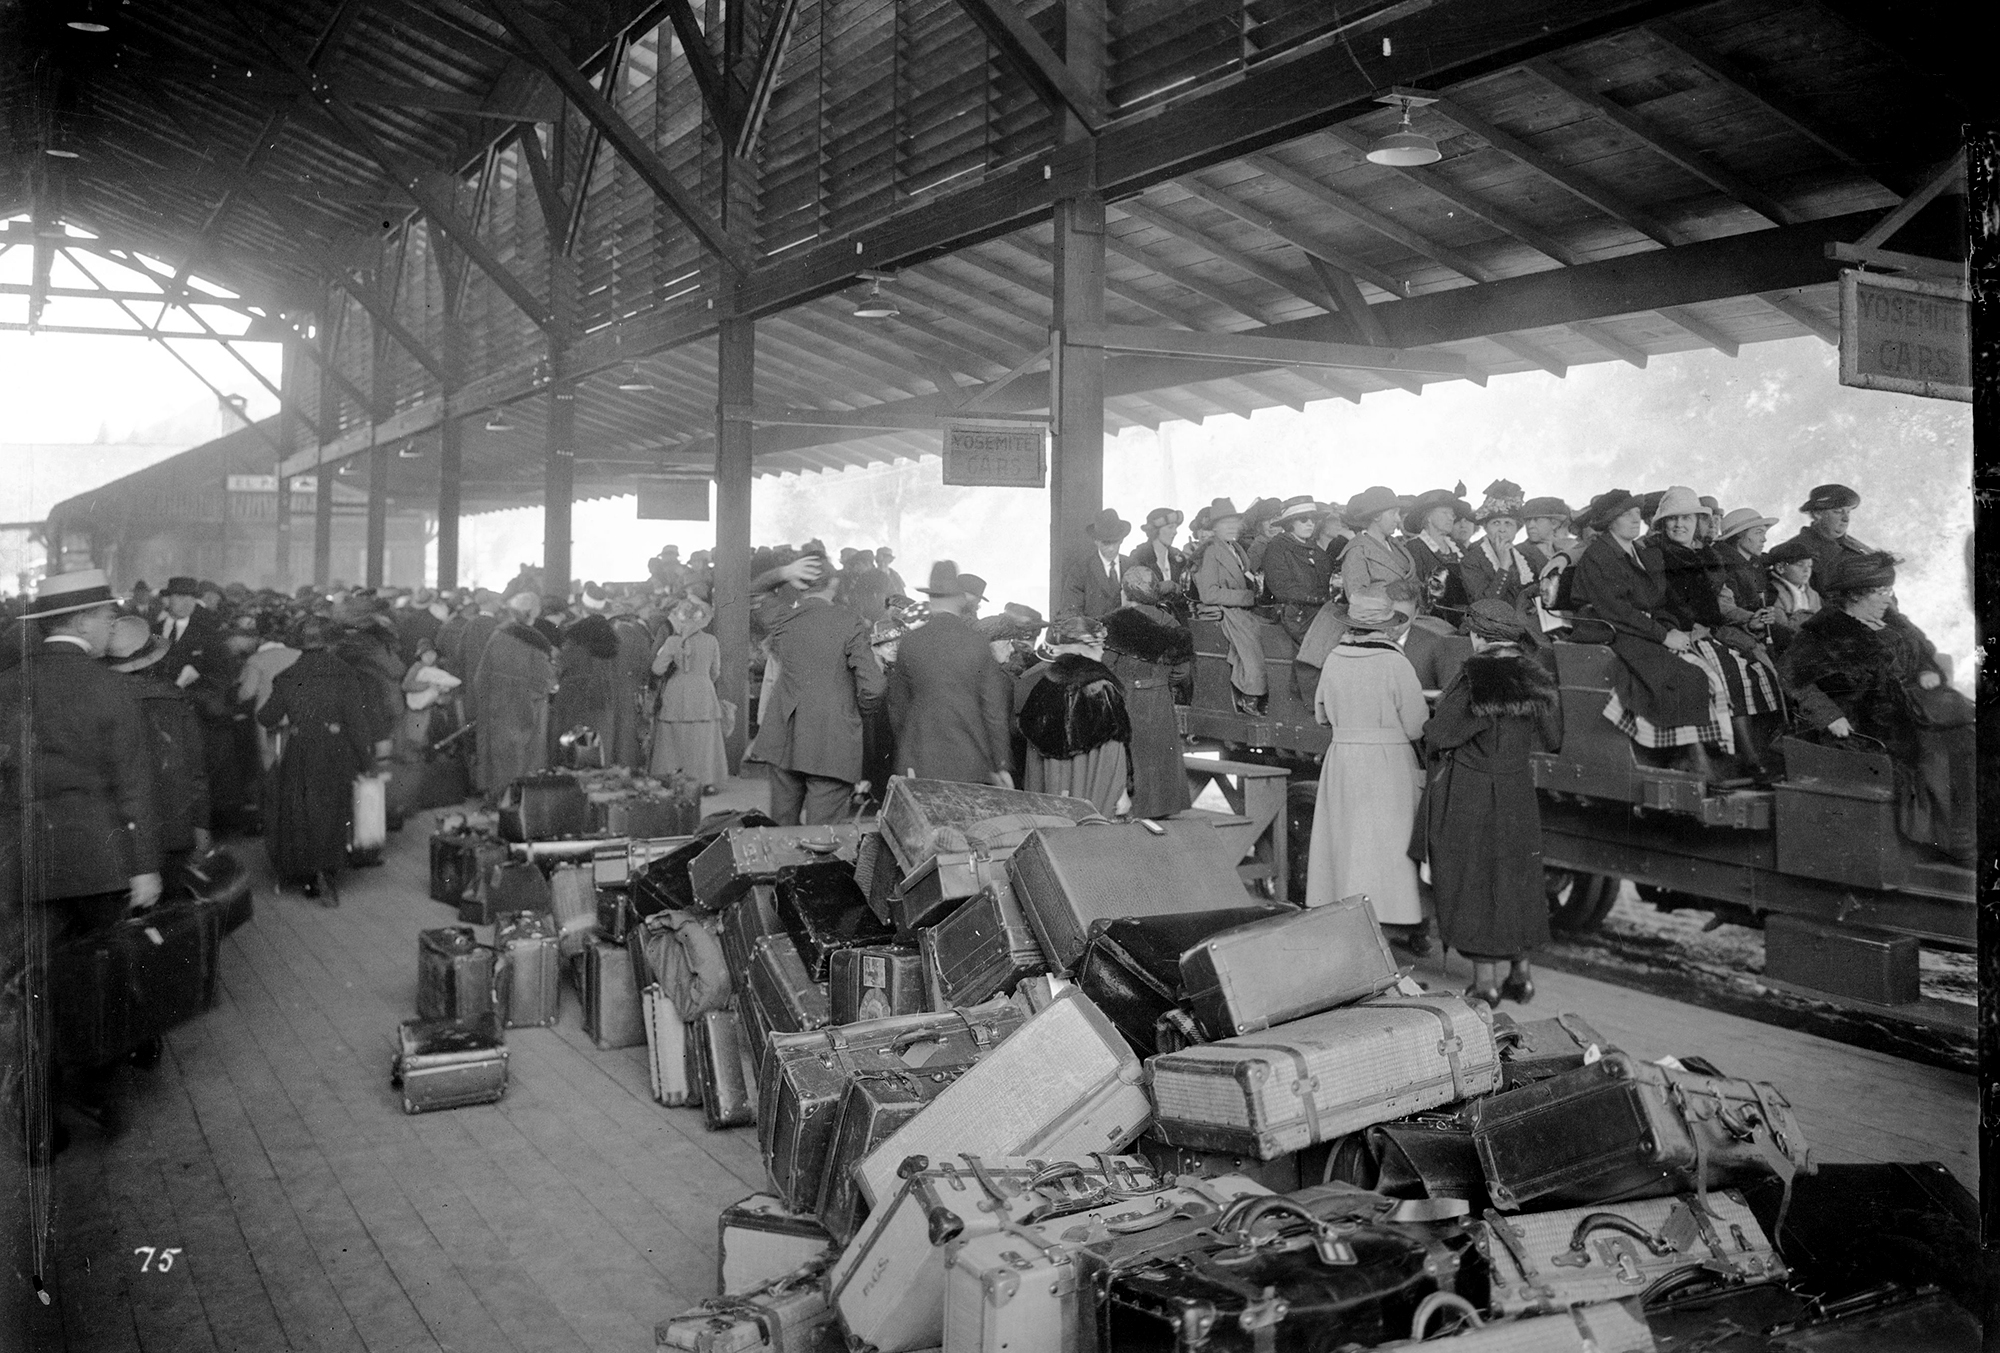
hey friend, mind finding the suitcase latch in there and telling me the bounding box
[1239,1287,1289,1333]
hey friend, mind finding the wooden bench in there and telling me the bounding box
[1183,754,1293,904]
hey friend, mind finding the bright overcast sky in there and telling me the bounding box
[0,222,281,443]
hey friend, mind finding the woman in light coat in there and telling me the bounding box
[649,596,728,790]
[1304,588,1430,952]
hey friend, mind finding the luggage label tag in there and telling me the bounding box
[145,927,164,946]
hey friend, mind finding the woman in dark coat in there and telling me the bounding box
[1015,616,1133,818]
[1413,601,1563,1006]
[1781,552,1974,864]
[105,616,213,884]
[550,607,623,757]
[259,616,375,900]
[1102,565,1194,819]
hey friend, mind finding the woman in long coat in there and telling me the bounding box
[1413,601,1563,1005]
[473,598,557,792]
[550,607,623,757]
[1304,589,1429,948]
[1300,486,1414,669]
[1102,566,1194,819]
[259,617,375,900]
[650,597,728,788]
[1016,616,1132,818]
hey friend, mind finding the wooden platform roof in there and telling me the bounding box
[3,0,1976,512]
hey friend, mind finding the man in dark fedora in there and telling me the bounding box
[1056,508,1132,622]
[888,562,1014,785]
[0,570,164,1160]
[1778,483,1871,596]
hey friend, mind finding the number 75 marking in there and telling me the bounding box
[135,1247,183,1272]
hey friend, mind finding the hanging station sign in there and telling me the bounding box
[1838,270,1970,402]
[941,419,1046,488]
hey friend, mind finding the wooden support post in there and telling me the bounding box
[274,339,296,591]
[312,456,333,587]
[1050,192,1106,613]
[437,311,465,589]
[544,254,576,598]
[365,441,389,588]
[715,315,755,773]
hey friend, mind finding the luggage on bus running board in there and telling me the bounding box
[1148,990,1501,1160]
[1006,820,1259,971]
[1178,892,1400,1040]
[582,938,645,1049]
[689,823,867,913]
[1468,1050,1812,1212]
[494,910,560,1028]
[50,901,222,1068]
[851,986,1152,1209]
[349,770,388,865]
[641,984,698,1107]
[693,1008,759,1131]
[390,1011,508,1114]
[416,925,496,1021]
[1073,904,1297,1057]
[715,1194,833,1298]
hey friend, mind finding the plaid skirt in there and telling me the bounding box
[1602,641,1738,752]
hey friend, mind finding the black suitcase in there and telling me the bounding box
[813,1062,977,1246]
[1325,1110,1489,1214]
[1491,1011,1613,1089]
[451,839,511,923]
[628,810,777,916]
[721,883,789,996]
[693,1008,759,1130]
[773,860,894,982]
[497,771,590,841]
[1007,822,1256,971]
[417,925,497,1021]
[919,882,1047,1007]
[1741,1161,1983,1310]
[50,901,222,1068]
[429,832,473,904]
[689,823,867,913]
[465,858,550,928]
[828,945,927,1025]
[746,932,831,1038]
[1073,906,1295,1058]
[181,846,254,935]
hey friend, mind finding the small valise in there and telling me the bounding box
[721,884,789,995]
[828,945,927,1024]
[654,1266,838,1352]
[772,860,894,981]
[390,1011,507,1114]
[1074,905,1296,1056]
[812,1062,978,1247]
[582,938,646,1050]
[745,932,832,1039]
[547,861,598,957]
[694,1008,760,1131]
[1177,893,1402,1040]
[715,1195,833,1297]
[416,925,495,1021]
[919,882,1048,1008]
[689,824,867,913]
[493,910,561,1028]
[1490,1011,1613,1089]
[642,984,698,1107]
[497,770,589,841]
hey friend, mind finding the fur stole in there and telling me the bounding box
[1103,605,1194,666]
[1018,655,1131,759]
[496,619,556,656]
[1462,650,1559,718]
[562,612,622,660]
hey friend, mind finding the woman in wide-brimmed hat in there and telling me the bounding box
[649,594,727,789]
[1014,615,1133,818]
[1411,600,1563,1006]
[1193,498,1270,715]
[1304,588,1431,952]
[1782,551,1973,864]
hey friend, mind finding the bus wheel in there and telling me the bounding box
[1546,870,1618,933]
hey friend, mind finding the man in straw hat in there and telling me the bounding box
[1,570,166,1157]
[1056,508,1133,622]
[888,562,1014,785]
[1193,498,1270,715]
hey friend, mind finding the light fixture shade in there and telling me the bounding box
[853,279,899,319]
[485,411,513,432]
[1366,130,1441,167]
[615,366,655,391]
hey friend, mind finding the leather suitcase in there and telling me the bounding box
[813,1062,977,1247]
[772,860,894,980]
[390,1011,508,1114]
[642,985,698,1107]
[721,884,789,996]
[828,945,927,1025]
[851,987,1153,1209]
[1328,1110,1489,1214]
[1006,821,1256,971]
[877,775,1098,875]
[1074,905,1297,1056]
[493,911,560,1028]
[631,835,719,919]
[1650,1284,1975,1353]
[852,830,902,924]
[1149,991,1501,1160]
[1739,1161,1982,1311]
[758,1001,1024,1213]
[182,847,254,936]
[547,860,597,957]
[689,824,867,913]
[831,1153,1194,1353]
[655,1267,839,1351]
[1470,1051,1812,1212]
[416,925,496,1021]
[453,839,513,923]
[50,901,222,1068]
[598,885,633,946]
[715,1194,833,1298]
[694,1008,759,1131]
[582,938,646,1049]
[474,859,551,928]
[885,851,1010,935]
[745,932,831,1040]
[607,792,700,840]
[1135,1134,1311,1194]
[1178,893,1400,1040]
[497,770,589,841]
[1491,1012,1612,1089]
[592,834,693,890]
[1482,1189,1782,1317]
[919,882,1047,1007]
[349,770,388,864]
[429,831,485,904]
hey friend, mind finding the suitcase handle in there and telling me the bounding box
[1549,1212,1678,1268]
[1408,1292,1484,1341]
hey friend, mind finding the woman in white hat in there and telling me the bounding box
[649,595,727,790]
[1304,588,1430,952]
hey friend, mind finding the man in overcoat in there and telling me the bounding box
[472,593,558,793]
[888,562,1013,785]
[1055,508,1131,621]
[749,555,888,823]
[1776,483,1872,596]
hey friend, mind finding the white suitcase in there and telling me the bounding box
[1483,1190,1782,1318]
[1147,990,1502,1159]
[852,987,1152,1209]
[938,1175,1273,1353]
[1371,1298,1654,1352]
[349,771,388,862]
[715,1194,833,1298]
[642,985,697,1107]
[831,1154,1261,1353]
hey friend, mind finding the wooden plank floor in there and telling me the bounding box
[20,779,1977,1352]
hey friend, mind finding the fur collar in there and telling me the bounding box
[562,612,622,659]
[496,619,555,656]
[1462,650,1559,717]
[1103,605,1194,665]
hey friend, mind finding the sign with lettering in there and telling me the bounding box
[941,420,1046,488]
[226,474,318,493]
[1839,270,1970,402]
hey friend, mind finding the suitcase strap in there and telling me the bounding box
[1363,999,1472,1100]
[1481,1208,1558,1305]
[1229,1000,1469,1144]
[1668,1075,1805,1240]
